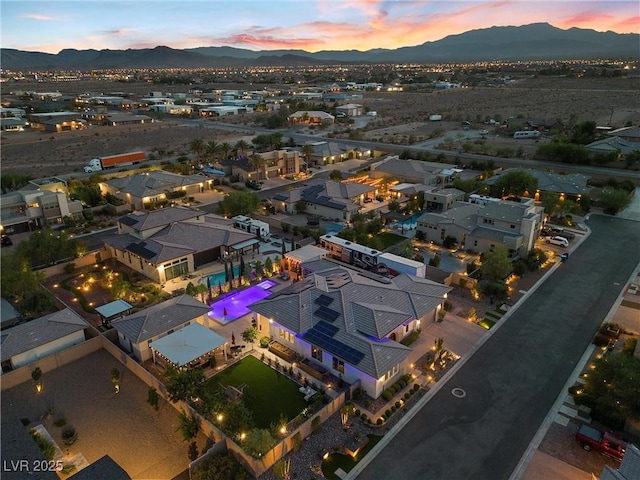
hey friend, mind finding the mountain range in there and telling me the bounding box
[2,23,638,71]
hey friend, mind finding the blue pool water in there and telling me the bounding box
[325,223,345,234]
[208,265,240,286]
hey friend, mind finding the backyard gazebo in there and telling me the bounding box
[149,323,227,369]
[95,299,133,326]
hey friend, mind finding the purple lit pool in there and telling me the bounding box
[208,280,276,324]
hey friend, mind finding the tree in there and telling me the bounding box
[165,367,205,403]
[219,142,233,162]
[234,139,250,158]
[177,409,200,441]
[273,458,291,480]
[221,401,254,438]
[31,367,43,393]
[111,368,121,393]
[329,169,342,181]
[243,429,276,458]
[295,200,307,213]
[205,139,220,164]
[480,246,512,281]
[340,403,355,427]
[301,144,314,168]
[489,170,538,198]
[217,191,261,217]
[242,326,259,351]
[191,454,249,480]
[599,188,631,215]
[264,257,273,276]
[578,350,640,429]
[248,153,265,174]
[190,138,205,164]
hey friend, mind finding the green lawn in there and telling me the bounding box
[321,435,383,480]
[375,232,407,250]
[477,318,496,330]
[207,355,307,429]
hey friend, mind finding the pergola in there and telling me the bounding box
[95,299,133,326]
[150,323,227,369]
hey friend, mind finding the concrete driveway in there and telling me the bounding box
[348,214,640,480]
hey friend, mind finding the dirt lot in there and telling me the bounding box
[1,76,638,178]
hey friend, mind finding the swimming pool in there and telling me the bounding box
[208,279,276,324]
[208,265,240,287]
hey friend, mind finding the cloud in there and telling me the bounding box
[614,16,640,31]
[21,13,54,21]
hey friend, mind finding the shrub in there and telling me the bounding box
[311,416,322,434]
[54,417,66,427]
[412,384,420,392]
[291,432,302,452]
[63,262,76,274]
[364,399,371,408]
[259,336,270,348]
[355,409,361,416]
[29,430,56,461]
[352,387,364,401]
[385,409,392,417]
[147,387,160,410]
[395,401,401,409]
[376,418,383,425]
[382,390,393,401]
[404,393,410,400]
[391,406,397,413]
[361,413,367,421]
[62,426,77,445]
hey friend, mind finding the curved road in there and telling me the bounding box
[347,214,640,480]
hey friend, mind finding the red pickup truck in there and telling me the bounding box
[575,424,627,461]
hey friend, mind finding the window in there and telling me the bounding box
[332,357,344,373]
[279,328,294,343]
[384,364,399,381]
[312,347,323,362]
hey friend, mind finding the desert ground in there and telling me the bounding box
[1,75,638,178]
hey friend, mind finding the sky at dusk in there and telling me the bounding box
[2,1,638,54]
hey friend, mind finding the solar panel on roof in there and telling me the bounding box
[313,320,338,337]
[303,328,364,365]
[314,294,334,307]
[314,306,340,322]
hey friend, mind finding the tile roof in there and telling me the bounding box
[1,309,88,361]
[111,295,211,343]
[372,157,456,180]
[117,205,204,231]
[250,265,450,378]
[106,171,208,199]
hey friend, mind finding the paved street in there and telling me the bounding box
[349,214,640,480]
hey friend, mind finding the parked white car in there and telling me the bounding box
[545,236,569,247]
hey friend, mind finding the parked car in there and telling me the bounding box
[575,424,627,461]
[363,197,373,203]
[1,235,12,247]
[245,180,262,190]
[479,129,489,136]
[546,236,569,247]
[549,226,575,240]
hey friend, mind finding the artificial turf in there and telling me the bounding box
[207,355,307,429]
[321,434,383,480]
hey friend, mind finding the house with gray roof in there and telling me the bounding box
[483,168,591,201]
[250,264,451,399]
[370,155,457,185]
[111,294,212,362]
[304,141,371,166]
[271,179,375,222]
[105,206,257,284]
[586,136,639,158]
[99,170,213,210]
[607,126,640,144]
[1,309,89,373]
[417,197,544,258]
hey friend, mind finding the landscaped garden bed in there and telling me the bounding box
[321,434,383,480]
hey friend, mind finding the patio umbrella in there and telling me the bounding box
[223,307,228,318]
[231,331,235,345]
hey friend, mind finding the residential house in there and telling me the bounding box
[104,206,258,283]
[335,104,364,117]
[417,197,544,258]
[99,170,213,210]
[250,263,451,399]
[288,111,335,125]
[370,156,458,185]
[586,137,639,159]
[272,179,375,222]
[1,308,90,373]
[111,295,213,363]
[227,149,304,182]
[0,182,84,234]
[304,141,370,166]
[505,117,564,133]
[390,183,466,212]
[607,126,640,144]
[483,168,591,202]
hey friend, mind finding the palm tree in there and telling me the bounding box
[189,138,204,165]
[206,140,220,164]
[301,144,314,168]
[219,142,233,162]
[235,139,250,158]
[248,153,265,178]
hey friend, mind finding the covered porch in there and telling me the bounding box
[150,323,228,369]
